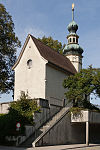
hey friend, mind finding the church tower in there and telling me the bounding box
[64,4,83,72]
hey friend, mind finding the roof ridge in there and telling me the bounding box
[30,34,66,59]
[30,34,76,74]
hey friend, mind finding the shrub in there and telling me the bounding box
[0,92,40,145]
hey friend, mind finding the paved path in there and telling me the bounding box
[0,144,100,150]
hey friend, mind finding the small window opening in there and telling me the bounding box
[27,59,32,69]
[73,38,75,43]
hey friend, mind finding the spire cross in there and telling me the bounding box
[72,3,74,21]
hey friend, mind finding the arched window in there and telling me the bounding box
[27,59,32,69]
[73,38,75,43]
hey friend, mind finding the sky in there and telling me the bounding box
[0,0,100,104]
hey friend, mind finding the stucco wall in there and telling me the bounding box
[45,65,67,106]
[14,37,47,101]
[14,36,69,105]
[66,55,82,72]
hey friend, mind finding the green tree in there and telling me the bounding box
[92,68,100,97]
[9,91,41,125]
[0,92,40,144]
[38,36,65,54]
[0,4,21,94]
[63,66,100,109]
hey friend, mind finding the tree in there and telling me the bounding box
[63,66,100,109]
[0,92,40,144]
[9,91,41,125]
[38,36,65,54]
[0,4,21,94]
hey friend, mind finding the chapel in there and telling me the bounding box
[2,4,100,147]
[12,3,83,105]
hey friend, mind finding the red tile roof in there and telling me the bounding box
[31,35,77,75]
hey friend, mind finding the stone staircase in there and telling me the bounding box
[20,106,70,147]
[33,106,70,147]
[39,107,69,132]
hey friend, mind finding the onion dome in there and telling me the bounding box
[64,44,83,55]
[67,20,78,33]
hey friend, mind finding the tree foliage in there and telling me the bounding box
[0,92,40,144]
[38,36,65,54]
[63,66,100,109]
[9,92,41,124]
[0,3,21,94]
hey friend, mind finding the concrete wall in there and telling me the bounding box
[34,105,61,130]
[71,110,100,123]
[6,125,35,146]
[0,102,10,114]
[35,112,86,146]
[90,123,100,143]
[46,64,67,106]
[14,37,47,101]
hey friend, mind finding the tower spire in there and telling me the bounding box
[63,3,84,72]
[72,3,74,21]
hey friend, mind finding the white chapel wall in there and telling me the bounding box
[14,37,47,101]
[45,65,67,106]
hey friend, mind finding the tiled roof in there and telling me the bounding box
[31,35,77,74]
[13,34,77,74]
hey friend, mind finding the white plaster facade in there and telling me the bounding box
[14,37,47,101]
[14,35,68,105]
[66,55,82,72]
[46,65,67,106]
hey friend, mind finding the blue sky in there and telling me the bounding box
[0,0,100,104]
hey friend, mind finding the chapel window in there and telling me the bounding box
[27,59,32,69]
